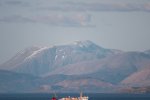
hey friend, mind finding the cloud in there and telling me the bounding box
[0,14,93,27]
[2,1,150,12]
[37,14,92,27]
[2,0,30,7]
[0,15,35,23]
[39,2,150,12]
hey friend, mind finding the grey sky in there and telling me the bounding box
[0,0,150,64]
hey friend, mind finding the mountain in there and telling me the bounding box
[0,40,150,93]
[0,40,118,76]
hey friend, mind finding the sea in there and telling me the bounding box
[0,93,150,100]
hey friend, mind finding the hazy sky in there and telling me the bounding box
[0,0,150,64]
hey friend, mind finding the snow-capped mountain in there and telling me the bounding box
[0,40,118,76]
[0,40,150,93]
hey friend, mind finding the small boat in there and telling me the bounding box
[59,92,88,100]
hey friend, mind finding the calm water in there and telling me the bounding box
[0,93,150,100]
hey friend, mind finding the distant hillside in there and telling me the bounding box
[121,68,150,86]
[0,70,39,93]
[120,86,150,93]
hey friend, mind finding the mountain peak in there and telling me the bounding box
[73,40,95,47]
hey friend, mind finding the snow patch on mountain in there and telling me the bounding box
[25,47,49,60]
[55,55,58,60]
